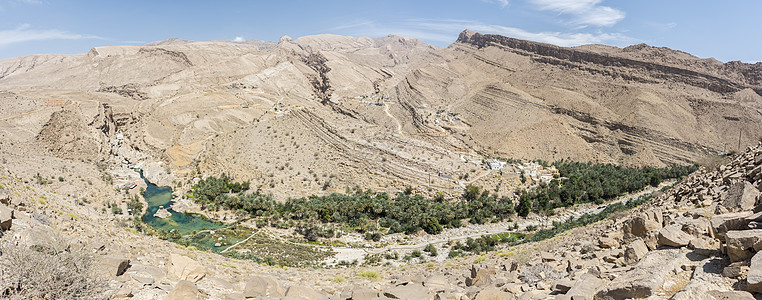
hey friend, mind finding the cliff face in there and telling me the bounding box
[455,30,762,96]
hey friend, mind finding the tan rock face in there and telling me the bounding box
[747,251,762,293]
[166,280,200,300]
[721,181,761,212]
[243,275,285,298]
[168,254,205,283]
[95,255,130,279]
[657,225,693,247]
[725,229,762,261]
[0,204,12,231]
[623,239,649,265]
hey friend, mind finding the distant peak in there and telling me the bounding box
[458,29,477,41]
[144,38,191,46]
[279,35,293,43]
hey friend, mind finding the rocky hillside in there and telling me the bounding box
[1,31,760,200]
[0,131,760,298]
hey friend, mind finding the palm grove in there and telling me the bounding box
[187,162,696,239]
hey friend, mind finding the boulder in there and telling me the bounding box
[350,287,379,300]
[688,236,720,256]
[243,275,284,298]
[599,237,619,249]
[466,267,493,287]
[746,251,762,293]
[0,204,12,231]
[657,225,693,247]
[423,274,449,290]
[624,214,661,239]
[596,248,689,299]
[710,211,753,241]
[473,287,514,300]
[168,254,205,283]
[166,280,200,300]
[95,255,130,278]
[565,273,607,299]
[285,285,328,300]
[0,189,8,205]
[551,278,574,293]
[721,181,760,212]
[725,229,762,261]
[722,262,749,278]
[383,283,430,299]
[623,239,649,265]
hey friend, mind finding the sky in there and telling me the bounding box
[0,0,760,62]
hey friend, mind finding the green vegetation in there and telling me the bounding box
[357,270,381,281]
[189,162,694,237]
[520,161,696,213]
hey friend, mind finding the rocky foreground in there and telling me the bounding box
[0,142,761,299]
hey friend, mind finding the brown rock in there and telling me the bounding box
[465,269,493,287]
[423,274,449,290]
[551,278,573,293]
[657,225,693,247]
[95,255,130,278]
[688,236,720,256]
[624,239,649,265]
[598,237,619,249]
[168,254,205,283]
[350,288,379,300]
[707,290,756,300]
[710,211,753,241]
[596,248,689,299]
[721,181,760,212]
[725,229,762,261]
[285,285,329,300]
[243,275,285,298]
[0,204,12,231]
[746,251,762,293]
[565,273,607,299]
[624,214,661,239]
[474,286,514,300]
[167,280,200,300]
[722,262,749,278]
[383,283,430,299]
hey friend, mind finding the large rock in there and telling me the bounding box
[746,251,762,293]
[670,257,734,300]
[721,181,760,212]
[565,273,607,299]
[423,274,449,290]
[466,267,493,287]
[168,254,205,283]
[0,189,9,205]
[710,211,753,241]
[0,204,12,231]
[350,288,379,300]
[95,255,130,278]
[624,212,662,239]
[383,283,430,299]
[596,248,688,299]
[657,224,693,247]
[243,275,284,298]
[473,287,515,300]
[285,285,329,300]
[624,239,649,265]
[166,280,200,300]
[725,229,762,261]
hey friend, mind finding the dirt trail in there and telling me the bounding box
[383,103,403,135]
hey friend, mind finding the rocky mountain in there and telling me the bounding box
[1,30,760,199]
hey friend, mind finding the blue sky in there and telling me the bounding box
[0,0,760,62]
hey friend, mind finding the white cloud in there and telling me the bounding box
[0,24,102,47]
[482,0,509,8]
[233,36,244,42]
[529,0,625,27]
[405,19,635,46]
[326,19,636,48]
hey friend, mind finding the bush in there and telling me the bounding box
[423,244,438,256]
[0,237,103,298]
[358,270,381,281]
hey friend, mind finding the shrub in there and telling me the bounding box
[0,237,103,298]
[358,270,381,281]
[423,244,438,256]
